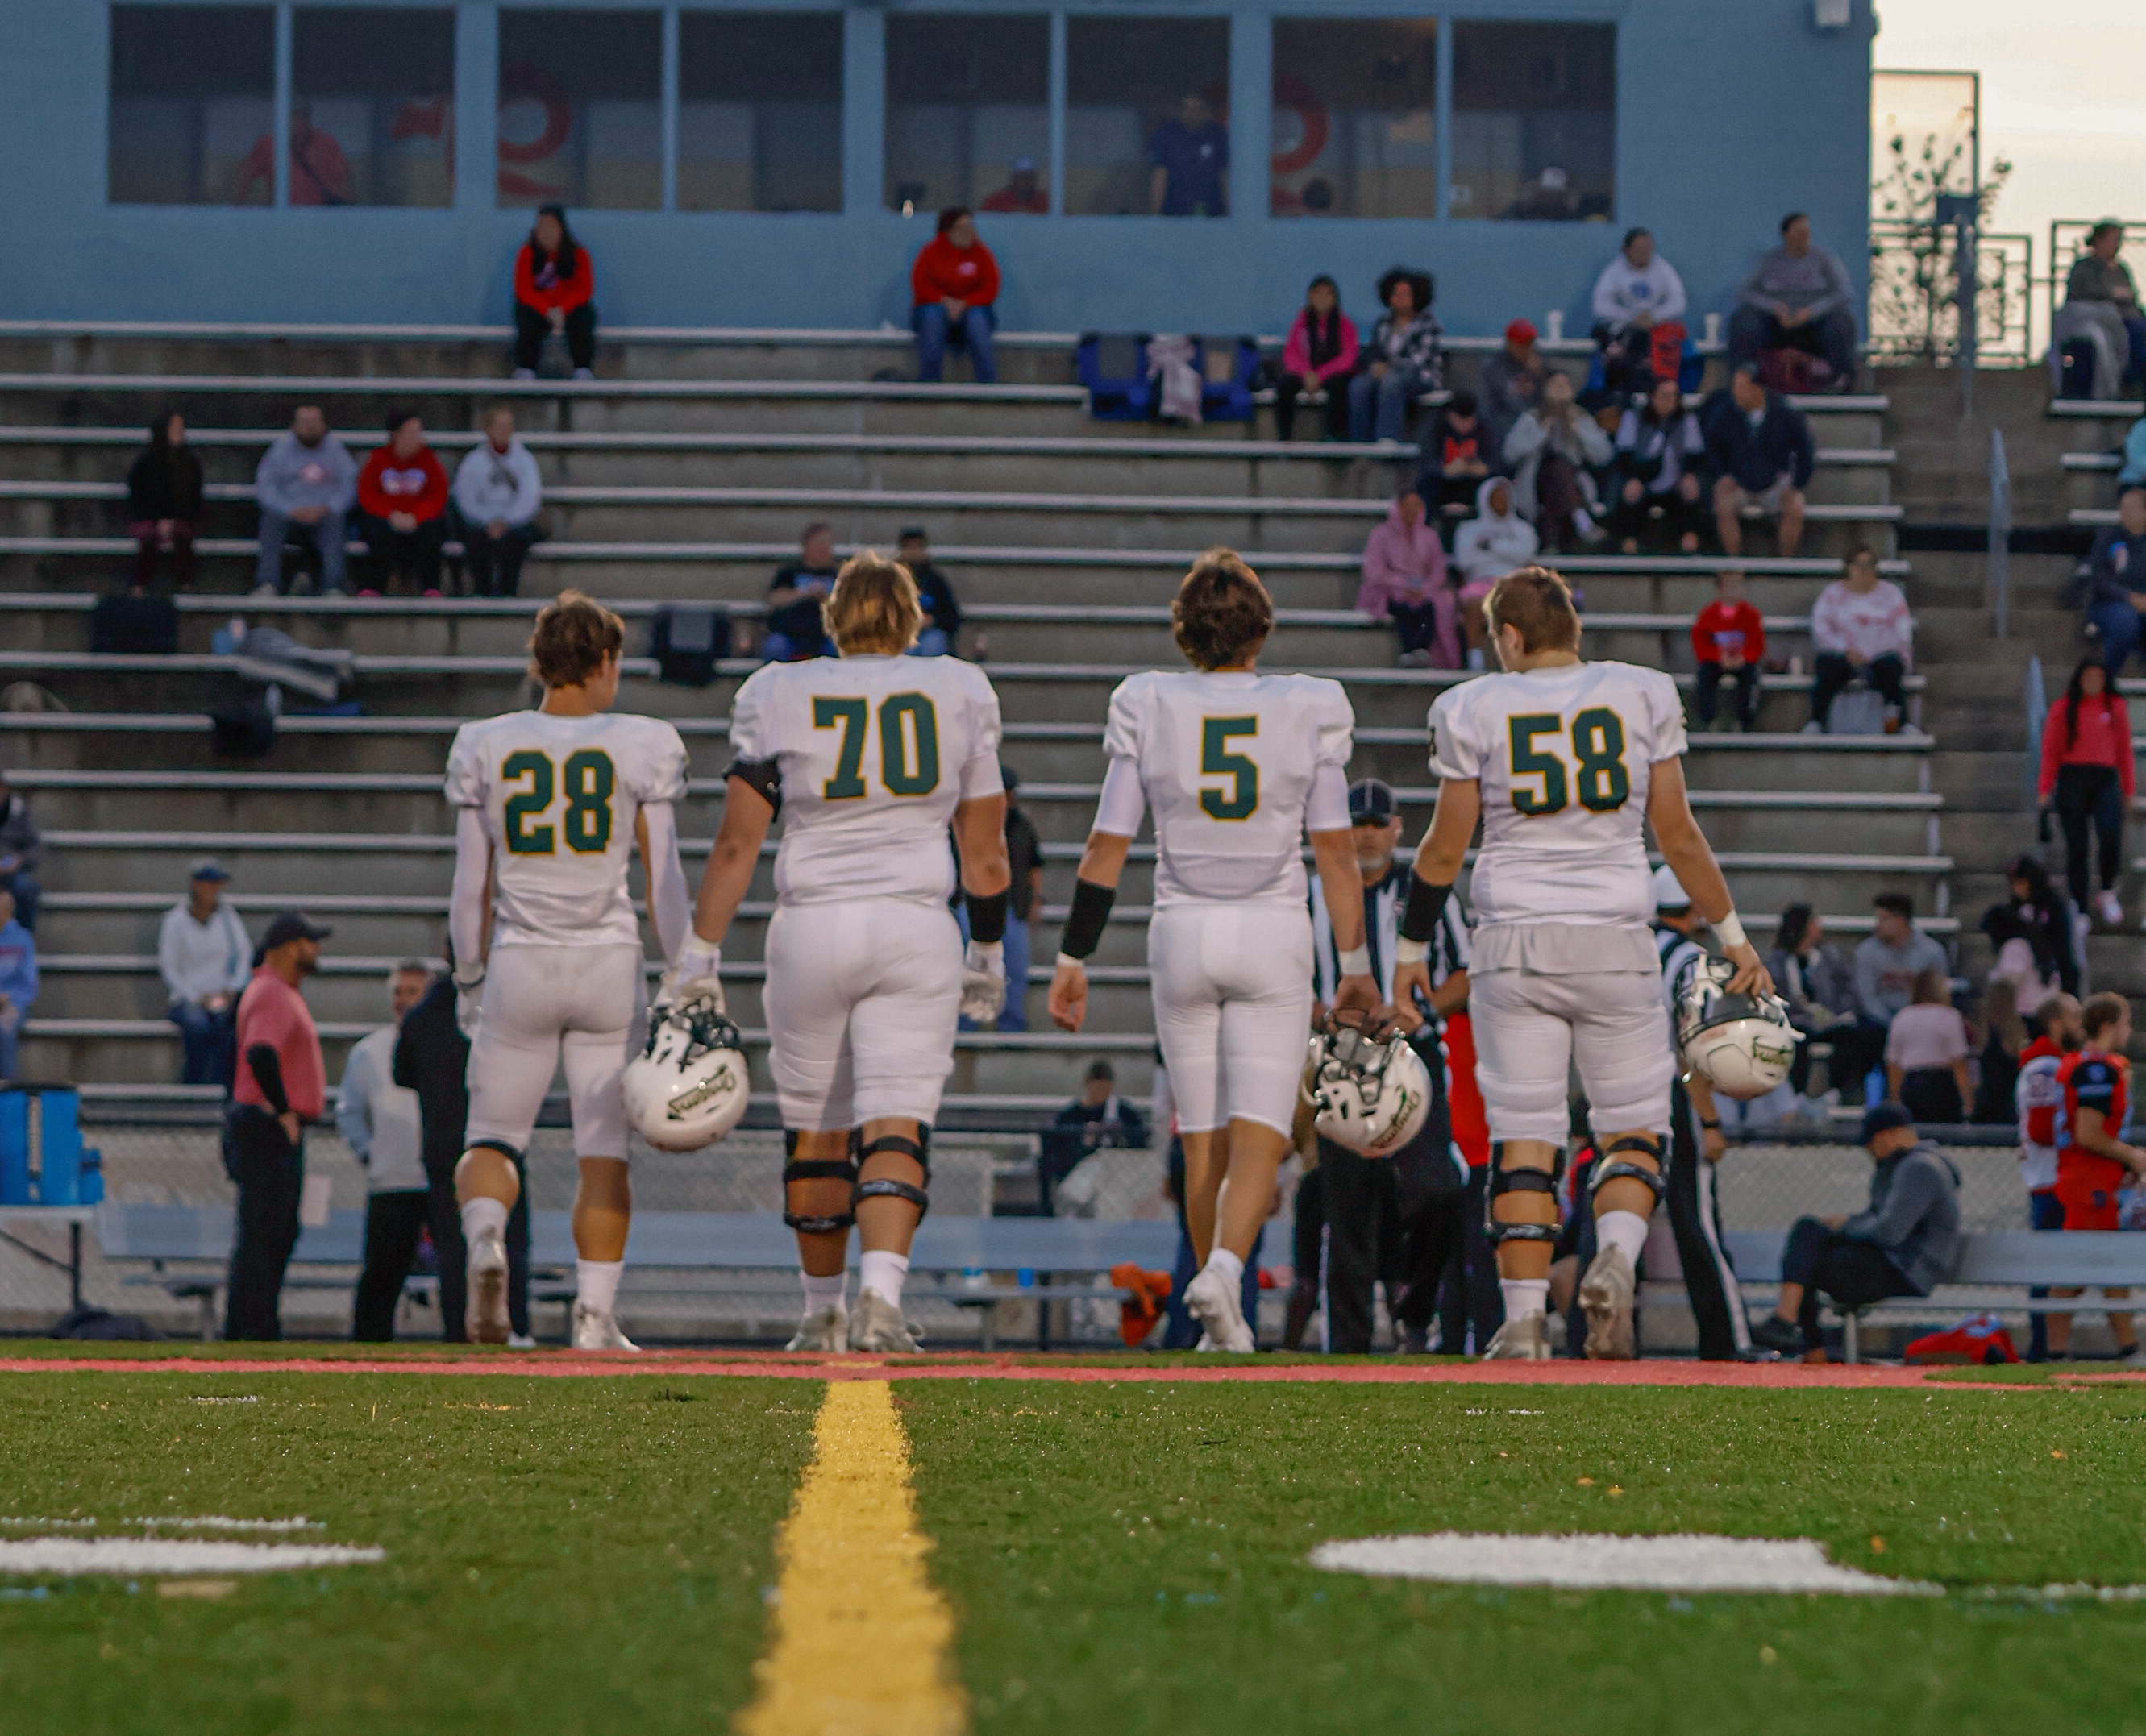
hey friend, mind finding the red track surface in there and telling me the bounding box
[5,1349,2141,1389]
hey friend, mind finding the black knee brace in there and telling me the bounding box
[853,1129,932,1222]
[781,1129,859,1235]
[1486,1148,1560,1248]
[1590,1132,1668,1205]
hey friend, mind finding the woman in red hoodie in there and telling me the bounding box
[2040,654,2136,927]
[513,205,597,380]
[911,207,1000,384]
[355,411,451,596]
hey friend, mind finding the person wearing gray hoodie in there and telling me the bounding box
[254,405,357,595]
[1449,476,1541,669]
[1749,1103,1963,1358]
[1728,211,1858,388]
[448,405,545,597]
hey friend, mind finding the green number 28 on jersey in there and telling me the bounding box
[502,748,617,853]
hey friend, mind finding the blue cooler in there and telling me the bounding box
[0,1086,103,1206]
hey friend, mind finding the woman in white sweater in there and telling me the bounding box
[1451,477,1541,667]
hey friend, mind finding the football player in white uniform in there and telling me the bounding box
[1049,550,1377,1352]
[1391,567,1771,1360]
[445,592,692,1351]
[674,553,1009,1353]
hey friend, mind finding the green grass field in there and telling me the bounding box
[3,1364,2145,1735]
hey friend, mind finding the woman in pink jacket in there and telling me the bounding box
[1275,275,1358,441]
[1357,488,1457,667]
[2038,654,2136,927]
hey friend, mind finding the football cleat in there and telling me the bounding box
[467,1226,510,1346]
[572,1302,639,1352]
[847,1290,921,1354]
[1482,1313,1553,1360]
[622,991,751,1152]
[786,1306,849,1352]
[1578,1244,1638,1360]
[1184,1265,1255,1352]
[959,940,1007,1024]
[1303,1011,1432,1157]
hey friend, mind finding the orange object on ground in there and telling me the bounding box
[1110,1261,1173,1348]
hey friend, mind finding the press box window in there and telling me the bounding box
[292,8,455,208]
[1271,19,1437,220]
[679,11,843,214]
[108,5,275,206]
[886,15,1050,217]
[1450,21,1615,222]
[497,8,662,210]
[1066,17,1231,217]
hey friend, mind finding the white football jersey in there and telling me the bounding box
[1102,670,1354,907]
[1429,660,1686,929]
[445,710,688,949]
[730,653,1003,906]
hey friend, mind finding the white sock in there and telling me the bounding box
[460,1196,508,1246]
[576,1260,623,1316]
[801,1271,847,1314]
[1202,1248,1246,1294]
[859,1250,909,1310]
[1596,1208,1651,1269]
[1500,1277,1549,1321]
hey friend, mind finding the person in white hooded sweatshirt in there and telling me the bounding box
[1452,478,1541,668]
[449,405,544,598]
[1591,226,1687,394]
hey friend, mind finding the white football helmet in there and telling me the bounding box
[1676,955,1804,1100]
[1302,1014,1433,1157]
[622,992,751,1152]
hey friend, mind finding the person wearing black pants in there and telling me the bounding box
[1433,1161,1504,1354]
[1809,651,1906,730]
[1306,1141,1402,1353]
[1694,659,1760,731]
[2054,766,2126,915]
[223,1103,305,1341]
[513,301,596,376]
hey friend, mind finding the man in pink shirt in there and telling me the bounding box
[224,911,330,1339]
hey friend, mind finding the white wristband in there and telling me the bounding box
[1713,910,1748,950]
[1055,952,1086,971]
[1394,937,1430,966]
[1337,945,1371,977]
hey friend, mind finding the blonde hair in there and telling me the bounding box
[527,589,625,688]
[826,550,923,656]
[1485,566,1582,654]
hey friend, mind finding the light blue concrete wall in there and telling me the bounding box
[0,0,1874,338]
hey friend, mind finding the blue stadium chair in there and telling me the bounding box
[1197,335,1262,423]
[1077,332,1156,420]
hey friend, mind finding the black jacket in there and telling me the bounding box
[907,562,963,638]
[393,975,470,1164]
[1699,387,1816,492]
[127,446,205,521]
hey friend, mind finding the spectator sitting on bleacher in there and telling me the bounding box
[1611,376,1707,554]
[911,207,999,385]
[1703,362,1815,559]
[512,205,596,381]
[127,411,203,591]
[2073,487,2146,679]
[1450,478,1538,670]
[1273,275,1358,442]
[1414,388,1491,527]
[354,411,450,597]
[1348,268,1440,446]
[763,522,839,661]
[1807,546,1912,734]
[2064,222,2146,392]
[1886,966,1970,1125]
[1478,318,1547,455]
[1502,371,1608,551]
[1729,211,1858,392]
[0,762,40,932]
[1358,488,1457,669]
[1691,567,1764,731]
[1769,902,1878,1099]
[2038,660,2134,930]
[1985,855,2080,1002]
[896,528,962,656]
[1856,892,1948,1038]
[1591,226,1687,396]
[159,858,250,1088]
[0,886,33,1081]
[254,405,356,598]
[449,405,543,599]
[1747,1103,1961,1361]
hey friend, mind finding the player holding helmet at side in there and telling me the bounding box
[1391,567,1773,1360]
[1049,549,1378,1352]
[444,592,693,1352]
[673,551,1009,1354]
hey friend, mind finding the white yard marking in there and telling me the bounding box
[128,1516,323,1532]
[0,1538,381,1576]
[1310,1532,1942,1597]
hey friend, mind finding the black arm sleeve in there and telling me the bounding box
[246,1044,291,1117]
[723,758,782,820]
[1398,872,1453,945]
[966,887,1009,945]
[1057,878,1117,961]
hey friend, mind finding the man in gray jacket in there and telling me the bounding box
[254,405,356,595]
[1729,211,1859,389]
[1749,1103,1961,1359]
[448,405,545,598]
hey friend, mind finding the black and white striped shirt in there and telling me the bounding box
[1311,864,1472,1008]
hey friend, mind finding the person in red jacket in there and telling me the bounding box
[355,411,451,596]
[911,207,1000,384]
[1690,566,1766,730]
[2039,655,2136,928]
[513,205,597,380]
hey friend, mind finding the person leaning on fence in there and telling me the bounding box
[223,912,331,1342]
[2071,488,2146,682]
[342,961,434,1342]
[1746,1103,1961,1360]
[2038,655,2134,928]
[1806,547,1912,733]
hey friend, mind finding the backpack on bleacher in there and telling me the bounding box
[89,589,178,655]
[1825,683,1887,737]
[1077,333,1156,421]
[650,604,730,687]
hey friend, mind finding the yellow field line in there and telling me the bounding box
[736,1379,967,1736]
